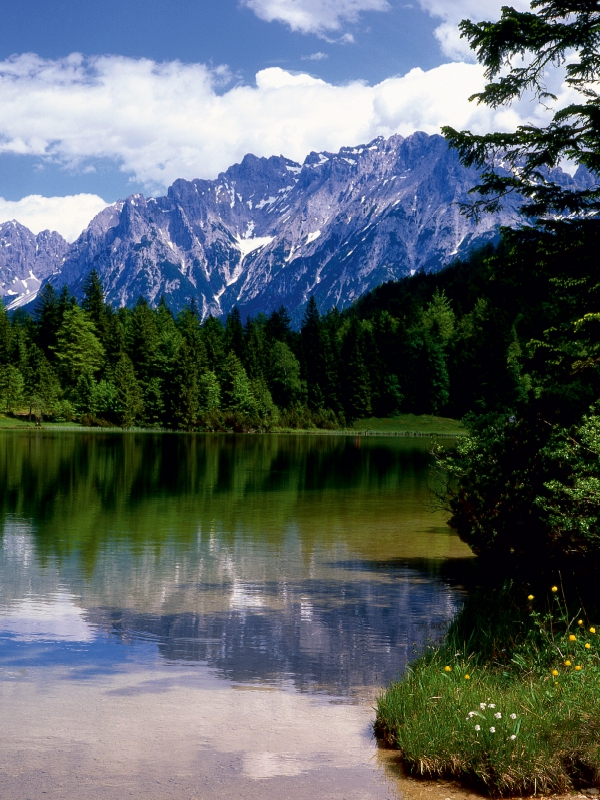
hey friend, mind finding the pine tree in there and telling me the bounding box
[53,305,105,385]
[202,315,225,372]
[0,365,24,412]
[224,307,245,361]
[268,340,302,408]
[340,319,372,421]
[113,353,143,428]
[266,305,292,344]
[34,284,61,360]
[127,297,159,385]
[0,299,11,366]
[443,0,600,220]
[81,269,109,345]
[171,340,199,430]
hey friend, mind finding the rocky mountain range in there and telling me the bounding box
[0,131,590,320]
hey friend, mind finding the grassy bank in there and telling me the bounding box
[376,587,600,795]
[0,412,464,436]
[351,414,465,436]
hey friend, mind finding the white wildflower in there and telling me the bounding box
[510,713,517,720]
[480,703,487,710]
[468,711,476,717]
[474,725,481,731]
[490,727,496,733]
[488,703,496,708]
[510,734,517,740]
[494,712,502,719]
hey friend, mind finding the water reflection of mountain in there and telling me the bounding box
[0,431,470,696]
[88,567,462,695]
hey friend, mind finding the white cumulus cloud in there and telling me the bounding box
[241,0,390,34]
[416,0,532,59]
[0,53,566,190]
[0,51,576,234]
[0,193,109,241]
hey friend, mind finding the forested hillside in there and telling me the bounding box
[0,215,597,433]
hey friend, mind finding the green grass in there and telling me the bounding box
[376,587,600,796]
[351,414,465,435]
[0,412,464,436]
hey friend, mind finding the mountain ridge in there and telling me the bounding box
[0,132,589,319]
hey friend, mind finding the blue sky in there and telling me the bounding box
[0,0,538,239]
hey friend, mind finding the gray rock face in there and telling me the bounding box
[0,221,69,310]
[4,132,589,319]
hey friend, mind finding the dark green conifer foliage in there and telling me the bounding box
[53,304,105,386]
[22,345,60,422]
[443,1,600,220]
[170,340,199,430]
[73,371,96,417]
[268,340,302,408]
[82,270,109,345]
[301,296,327,409]
[127,297,159,385]
[266,305,292,344]
[113,353,143,428]
[243,315,268,379]
[0,365,24,411]
[202,316,225,372]
[220,352,255,415]
[224,307,245,361]
[34,284,60,360]
[0,299,12,366]
[340,319,372,420]
[58,285,75,319]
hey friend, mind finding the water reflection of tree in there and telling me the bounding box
[0,432,436,569]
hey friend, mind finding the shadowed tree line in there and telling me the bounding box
[0,220,597,436]
[0,263,510,430]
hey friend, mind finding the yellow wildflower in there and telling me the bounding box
[569,634,577,641]
[575,665,582,671]
[527,594,534,600]
[578,620,584,626]
[444,666,451,672]
[585,643,591,649]
[565,660,572,666]
[551,586,558,592]
[552,669,559,676]
[464,674,471,680]
[591,627,596,634]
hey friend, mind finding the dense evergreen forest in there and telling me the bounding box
[0,219,597,434]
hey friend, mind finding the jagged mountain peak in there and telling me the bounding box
[1,131,590,320]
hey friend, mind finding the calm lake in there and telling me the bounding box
[0,431,472,800]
